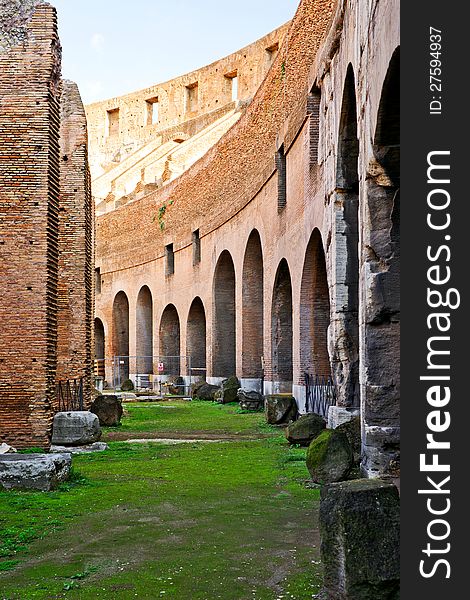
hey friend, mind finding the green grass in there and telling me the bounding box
[0,402,321,599]
[103,400,273,438]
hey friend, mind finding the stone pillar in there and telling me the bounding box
[320,479,400,599]
[56,80,94,408]
[0,3,62,448]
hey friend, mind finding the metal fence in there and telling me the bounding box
[56,378,84,412]
[112,355,199,394]
[304,373,336,417]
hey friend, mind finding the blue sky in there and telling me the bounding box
[51,0,300,105]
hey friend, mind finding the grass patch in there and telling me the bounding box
[0,400,321,598]
[104,399,270,438]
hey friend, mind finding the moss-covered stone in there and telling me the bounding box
[285,413,325,446]
[306,429,353,483]
[336,415,361,464]
[265,395,297,424]
[191,381,220,401]
[121,379,134,392]
[216,376,240,404]
[320,479,400,599]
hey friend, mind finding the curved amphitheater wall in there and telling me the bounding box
[94,0,400,477]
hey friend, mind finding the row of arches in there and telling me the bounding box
[95,47,399,412]
[95,228,331,387]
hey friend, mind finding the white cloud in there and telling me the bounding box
[90,33,105,52]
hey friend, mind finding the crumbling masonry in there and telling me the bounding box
[0,2,94,449]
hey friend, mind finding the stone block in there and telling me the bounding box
[327,406,359,429]
[320,479,400,599]
[237,389,264,411]
[215,376,240,404]
[50,442,108,454]
[265,394,297,425]
[285,413,325,446]
[90,395,123,426]
[0,454,72,491]
[336,416,361,464]
[191,381,220,401]
[51,411,101,446]
[306,429,353,483]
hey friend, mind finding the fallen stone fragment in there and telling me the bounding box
[0,443,17,454]
[285,413,325,446]
[0,453,71,491]
[264,394,297,425]
[237,389,264,411]
[320,479,400,599]
[90,395,123,426]
[51,411,101,446]
[50,442,109,454]
[306,429,353,483]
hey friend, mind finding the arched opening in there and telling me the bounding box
[136,285,153,376]
[212,250,236,377]
[271,259,293,386]
[300,230,331,379]
[186,297,206,380]
[94,317,105,378]
[242,230,264,379]
[363,47,400,475]
[333,64,360,407]
[112,291,129,383]
[159,304,181,375]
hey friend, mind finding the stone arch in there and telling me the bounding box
[300,230,331,379]
[136,285,153,375]
[333,63,360,406]
[212,250,236,377]
[362,47,400,475]
[186,297,206,379]
[159,304,181,375]
[94,317,105,361]
[271,259,293,386]
[94,317,105,379]
[112,291,129,382]
[242,230,264,379]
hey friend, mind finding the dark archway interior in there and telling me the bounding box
[300,230,331,380]
[159,304,181,375]
[187,297,206,378]
[271,259,293,383]
[242,230,264,379]
[112,291,129,381]
[136,285,153,374]
[94,318,105,360]
[213,251,236,377]
[334,64,360,406]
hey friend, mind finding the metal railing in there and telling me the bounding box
[304,373,336,417]
[56,377,84,412]
[112,355,195,394]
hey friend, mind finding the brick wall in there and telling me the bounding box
[0,5,94,448]
[0,4,61,448]
[56,80,94,408]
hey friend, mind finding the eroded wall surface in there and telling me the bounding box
[0,3,94,447]
[56,80,94,407]
[93,0,400,478]
[0,3,61,448]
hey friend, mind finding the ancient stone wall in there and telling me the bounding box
[85,24,289,184]
[56,80,94,408]
[0,3,61,448]
[93,0,400,478]
[0,3,94,448]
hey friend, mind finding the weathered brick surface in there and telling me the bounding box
[0,4,61,448]
[0,5,94,448]
[56,80,94,408]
